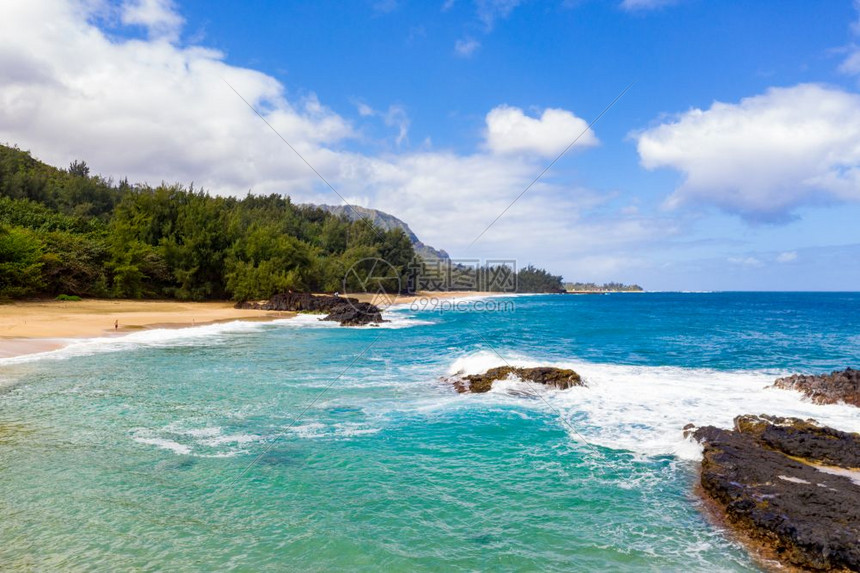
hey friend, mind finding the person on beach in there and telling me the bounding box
[114,319,118,331]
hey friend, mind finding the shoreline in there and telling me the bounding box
[0,291,507,359]
[0,299,294,359]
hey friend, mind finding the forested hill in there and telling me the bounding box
[0,144,416,300]
[0,144,574,301]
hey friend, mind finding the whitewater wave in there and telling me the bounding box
[278,310,435,330]
[445,351,860,461]
[0,319,283,367]
[131,425,267,458]
[131,418,382,457]
[0,309,432,368]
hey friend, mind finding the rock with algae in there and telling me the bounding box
[689,414,860,572]
[451,366,584,394]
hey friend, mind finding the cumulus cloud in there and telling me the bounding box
[634,84,860,221]
[0,0,630,268]
[454,37,481,57]
[485,105,598,158]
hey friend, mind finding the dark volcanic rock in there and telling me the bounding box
[236,292,351,312]
[772,368,860,408]
[691,415,860,571]
[734,414,860,468]
[235,292,385,326]
[452,366,584,394]
[322,302,383,326]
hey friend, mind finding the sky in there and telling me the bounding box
[1,0,860,290]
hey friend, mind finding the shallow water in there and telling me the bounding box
[1,292,859,571]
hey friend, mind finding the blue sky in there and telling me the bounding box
[2,0,860,289]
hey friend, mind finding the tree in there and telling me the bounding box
[68,160,90,178]
[0,226,44,298]
[516,265,564,293]
[225,224,316,300]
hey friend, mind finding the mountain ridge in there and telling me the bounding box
[312,204,450,261]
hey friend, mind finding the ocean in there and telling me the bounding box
[1,292,859,571]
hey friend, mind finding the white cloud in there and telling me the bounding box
[383,105,410,146]
[485,105,598,158]
[776,251,797,263]
[356,102,375,117]
[841,50,860,76]
[0,0,352,197]
[728,256,763,268]
[634,84,860,221]
[853,0,860,35]
[372,0,399,14]
[448,1,522,58]
[351,102,410,145]
[120,0,184,41]
[619,0,680,11]
[0,0,631,269]
[454,37,481,57]
[475,0,522,30]
[841,1,860,76]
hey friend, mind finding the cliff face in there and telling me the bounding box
[313,204,450,262]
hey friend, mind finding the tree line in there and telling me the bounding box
[0,144,574,301]
[564,282,643,292]
[0,144,415,301]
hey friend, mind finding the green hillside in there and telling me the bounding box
[0,144,415,301]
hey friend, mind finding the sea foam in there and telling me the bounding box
[446,350,860,461]
[0,309,431,368]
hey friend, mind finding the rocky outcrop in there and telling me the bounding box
[734,414,860,468]
[450,366,584,393]
[772,368,860,407]
[321,302,383,326]
[690,415,860,571]
[236,292,385,326]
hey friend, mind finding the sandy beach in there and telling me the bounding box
[0,299,293,358]
[0,292,503,358]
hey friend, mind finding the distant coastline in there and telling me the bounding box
[563,282,644,294]
[564,290,644,295]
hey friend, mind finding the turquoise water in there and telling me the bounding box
[2,293,860,571]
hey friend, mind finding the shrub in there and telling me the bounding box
[55,294,82,301]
